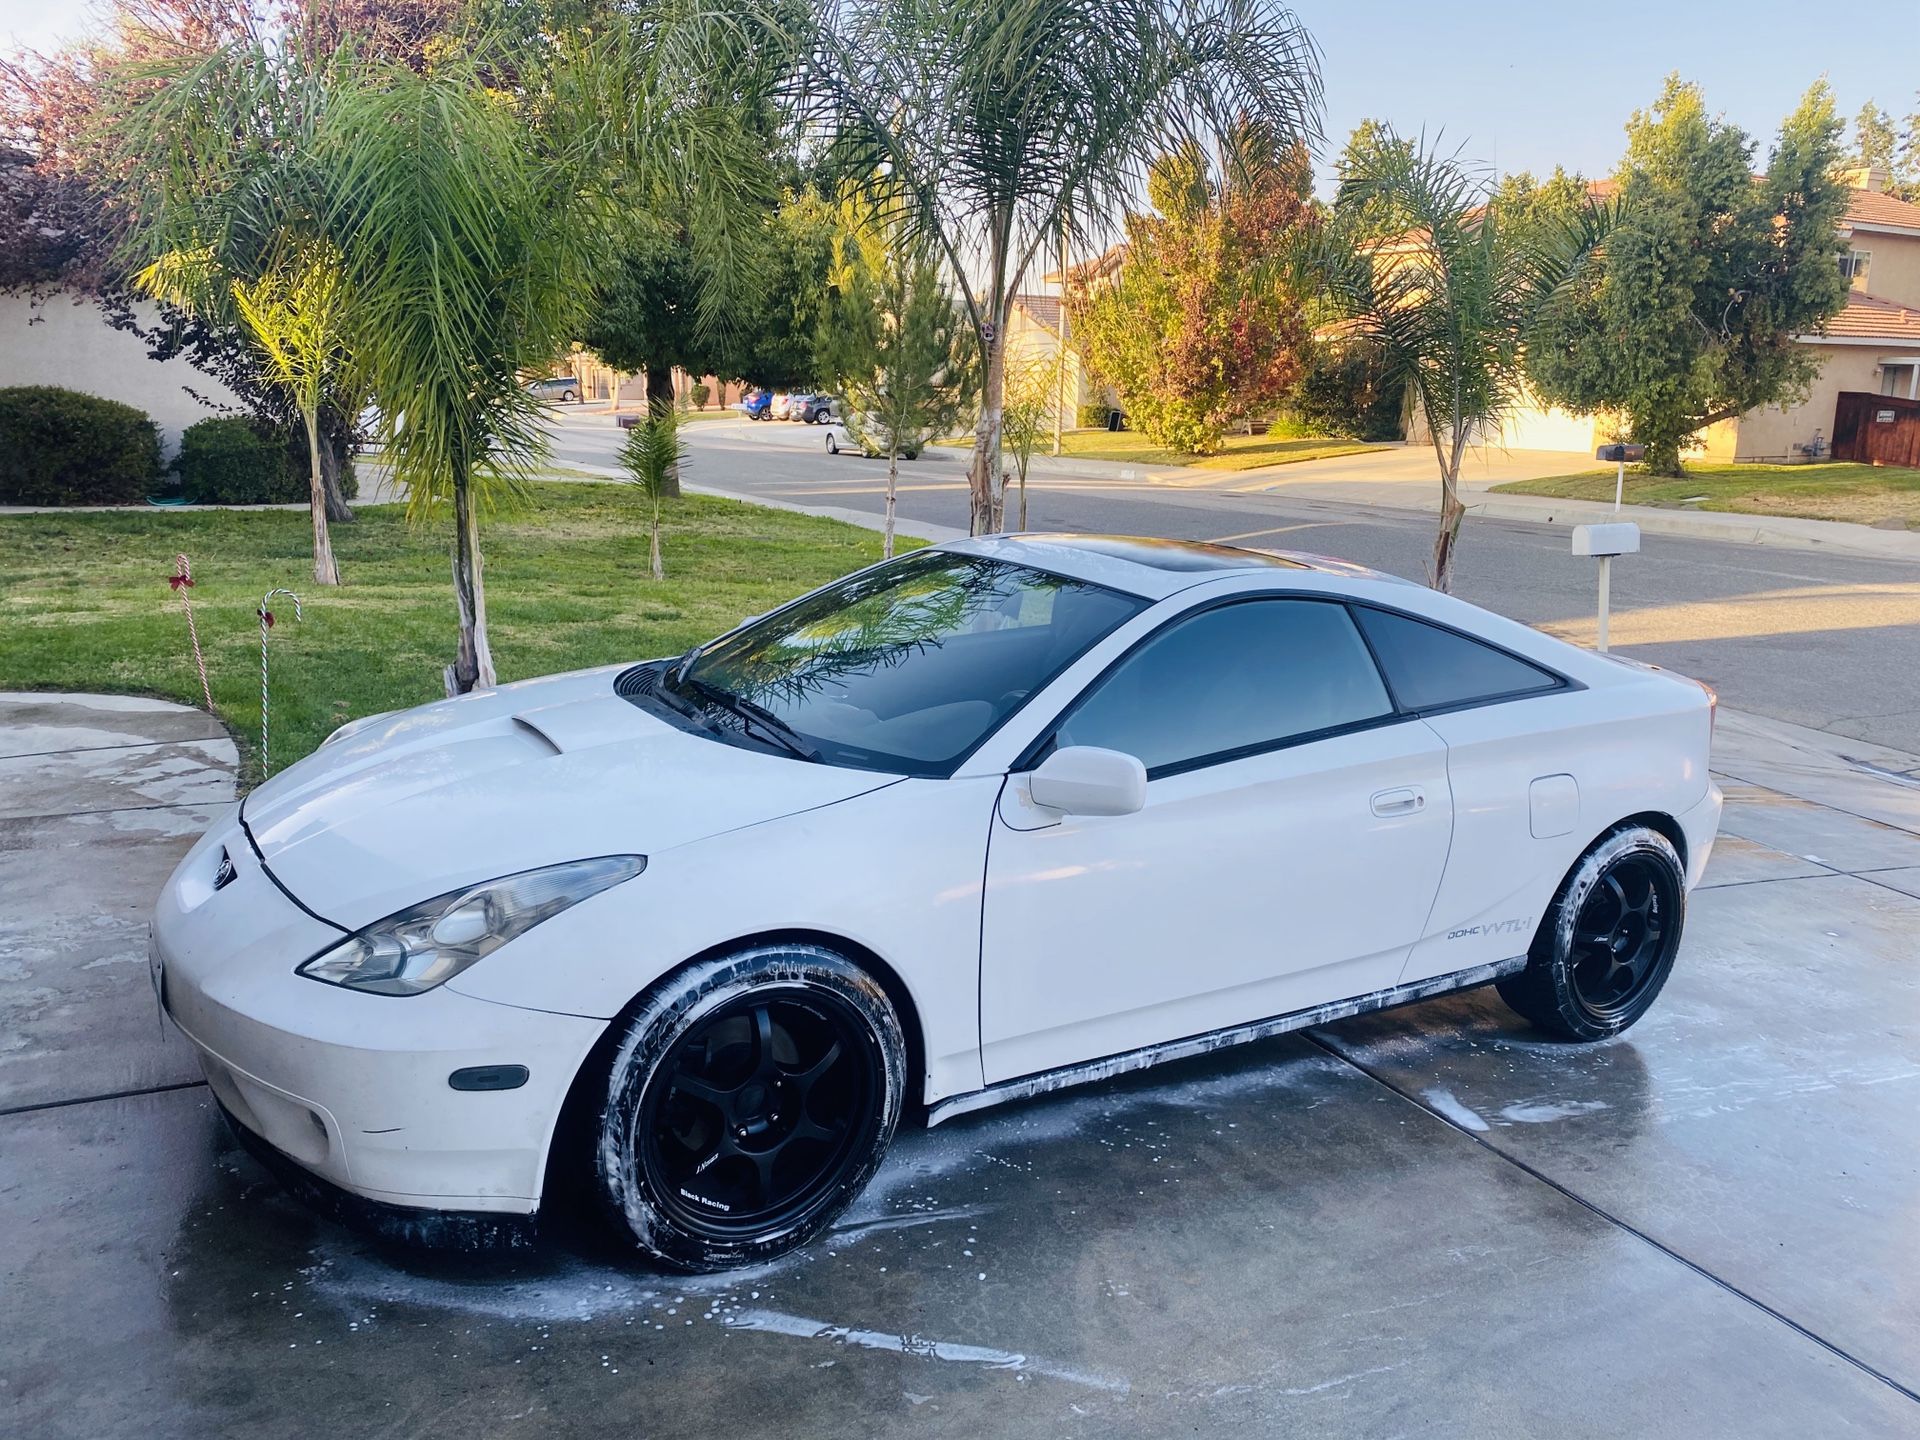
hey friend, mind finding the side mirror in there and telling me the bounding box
[1027,746,1147,817]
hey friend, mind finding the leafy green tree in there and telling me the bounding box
[581,190,836,491]
[1851,97,1920,201]
[999,352,1055,531]
[1070,125,1314,454]
[1312,127,1612,592]
[1527,77,1851,477]
[618,398,685,579]
[812,0,1320,535]
[821,196,975,557]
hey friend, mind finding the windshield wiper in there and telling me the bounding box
[669,641,704,688]
[679,677,822,762]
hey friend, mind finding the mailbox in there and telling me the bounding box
[1596,443,1646,463]
[1571,522,1640,558]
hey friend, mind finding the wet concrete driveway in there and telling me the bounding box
[4,695,1918,1437]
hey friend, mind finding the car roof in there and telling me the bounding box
[937,533,1410,599]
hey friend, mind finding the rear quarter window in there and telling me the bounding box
[1354,605,1560,712]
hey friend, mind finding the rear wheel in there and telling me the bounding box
[1496,825,1685,1041]
[594,944,904,1272]
[825,433,840,454]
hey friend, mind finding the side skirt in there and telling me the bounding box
[927,956,1528,1128]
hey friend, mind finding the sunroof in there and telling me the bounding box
[1032,535,1311,573]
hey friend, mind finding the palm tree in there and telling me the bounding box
[1312,129,1611,592]
[318,51,595,691]
[114,40,351,584]
[229,248,354,585]
[810,0,1321,536]
[619,400,685,579]
[115,11,787,692]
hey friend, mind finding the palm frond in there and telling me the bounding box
[618,401,689,505]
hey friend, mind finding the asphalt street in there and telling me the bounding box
[548,411,1920,755]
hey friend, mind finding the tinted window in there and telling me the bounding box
[677,552,1145,775]
[1353,606,1559,711]
[1054,599,1394,773]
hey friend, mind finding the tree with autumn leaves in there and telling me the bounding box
[1068,126,1316,456]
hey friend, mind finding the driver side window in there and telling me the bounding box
[1054,598,1395,776]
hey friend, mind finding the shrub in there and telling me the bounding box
[176,416,306,504]
[0,386,162,505]
[1278,341,1406,443]
[686,381,711,410]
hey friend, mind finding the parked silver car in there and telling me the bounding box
[526,376,580,403]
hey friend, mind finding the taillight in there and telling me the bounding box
[1695,680,1718,739]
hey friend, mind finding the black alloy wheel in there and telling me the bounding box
[641,991,879,1238]
[594,945,905,1271]
[1497,825,1687,1040]
[1564,854,1676,1020]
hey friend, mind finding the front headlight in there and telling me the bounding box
[297,855,645,996]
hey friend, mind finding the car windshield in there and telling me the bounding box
[670,551,1147,776]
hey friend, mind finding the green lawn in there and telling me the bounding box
[937,428,1388,472]
[0,486,917,780]
[1490,461,1920,528]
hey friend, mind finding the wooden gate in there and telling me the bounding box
[1833,391,1920,467]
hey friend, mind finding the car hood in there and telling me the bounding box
[242,664,901,931]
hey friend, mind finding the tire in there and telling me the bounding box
[1496,825,1686,1041]
[561,389,576,403]
[594,943,906,1272]
[825,434,839,454]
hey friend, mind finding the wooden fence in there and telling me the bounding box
[1833,391,1920,468]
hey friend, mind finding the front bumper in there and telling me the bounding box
[153,818,607,1216]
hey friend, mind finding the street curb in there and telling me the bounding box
[1465,495,1920,561]
[684,482,965,545]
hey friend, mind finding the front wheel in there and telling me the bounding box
[594,945,905,1272]
[825,433,839,454]
[1497,825,1685,1041]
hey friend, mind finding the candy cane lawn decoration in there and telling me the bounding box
[168,554,214,713]
[258,588,303,776]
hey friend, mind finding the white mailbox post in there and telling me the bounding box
[1575,444,1645,653]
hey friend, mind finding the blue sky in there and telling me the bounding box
[3,0,1911,190]
[1306,0,1914,189]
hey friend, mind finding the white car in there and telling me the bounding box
[823,417,922,460]
[153,535,1721,1271]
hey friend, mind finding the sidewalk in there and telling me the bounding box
[1201,446,1920,562]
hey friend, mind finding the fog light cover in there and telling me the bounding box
[298,855,644,996]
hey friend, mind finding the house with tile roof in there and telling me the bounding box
[1473,167,1920,460]
[1003,291,1098,428]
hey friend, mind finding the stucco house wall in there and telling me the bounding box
[1726,347,1889,461]
[0,290,245,456]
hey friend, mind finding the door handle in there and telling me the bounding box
[1371,787,1426,817]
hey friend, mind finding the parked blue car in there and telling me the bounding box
[734,389,773,420]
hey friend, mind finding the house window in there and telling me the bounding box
[1840,250,1872,286]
